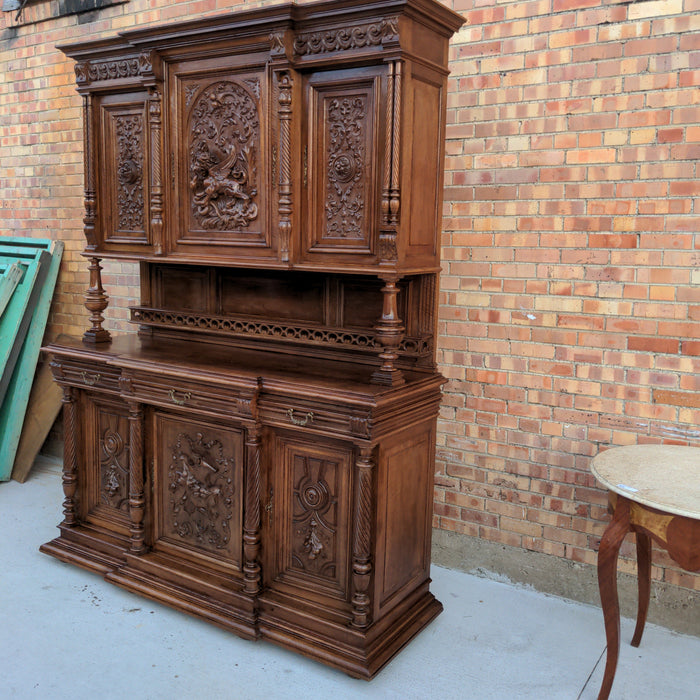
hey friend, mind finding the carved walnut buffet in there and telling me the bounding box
[41,0,464,679]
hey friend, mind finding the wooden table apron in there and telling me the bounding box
[596,491,700,700]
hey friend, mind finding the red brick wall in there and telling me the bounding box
[1,0,698,594]
[438,0,700,592]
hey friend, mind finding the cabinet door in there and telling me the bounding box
[81,393,132,536]
[96,91,152,253]
[300,66,387,266]
[151,412,244,574]
[267,431,353,604]
[168,57,272,260]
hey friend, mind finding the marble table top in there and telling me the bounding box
[591,444,700,520]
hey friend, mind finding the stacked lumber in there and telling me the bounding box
[0,237,64,482]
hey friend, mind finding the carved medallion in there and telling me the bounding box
[325,96,367,239]
[291,457,338,579]
[115,114,145,232]
[168,432,235,553]
[188,80,260,231]
[99,417,129,512]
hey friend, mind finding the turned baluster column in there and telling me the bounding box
[371,276,405,386]
[351,446,375,628]
[128,402,146,554]
[243,423,262,595]
[83,257,111,344]
[61,385,79,526]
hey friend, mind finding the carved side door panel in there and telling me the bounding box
[267,431,353,603]
[152,411,244,573]
[168,58,272,259]
[81,393,131,536]
[300,66,387,265]
[97,92,151,251]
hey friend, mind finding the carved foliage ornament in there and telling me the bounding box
[188,81,260,231]
[99,414,129,512]
[115,114,145,231]
[292,457,338,580]
[293,18,399,55]
[325,96,367,239]
[168,432,235,552]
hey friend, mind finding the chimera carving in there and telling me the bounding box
[189,81,260,231]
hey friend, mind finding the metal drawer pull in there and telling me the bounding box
[169,389,192,406]
[81,372,100,386]
[287,408,314,426]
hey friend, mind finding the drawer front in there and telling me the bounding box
[52,359,121,394]
[261,397,370,439]
[122,371,255,420]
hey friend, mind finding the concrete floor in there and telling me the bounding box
[2,457,699,700]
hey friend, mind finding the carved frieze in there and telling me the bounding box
[293,18,399,55]
[168,431,235,553]
[325,96,367,239]
[75,58,140,85]
[188,81,260,231]
[115,114,145,232]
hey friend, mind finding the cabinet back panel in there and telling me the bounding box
[220,270,325,323]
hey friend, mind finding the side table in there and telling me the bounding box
[591,444,700,700]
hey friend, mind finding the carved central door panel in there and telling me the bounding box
[81,393,132,536]
[152,412,244,572]
[97,92,151,250]
[301,67,387,264]
[169,58,272,258]
[267,432,353,602]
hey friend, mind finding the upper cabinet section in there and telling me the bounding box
[60,0,464,275]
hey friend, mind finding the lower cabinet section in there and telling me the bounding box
[41,346,444,679]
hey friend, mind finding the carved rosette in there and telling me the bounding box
[326,97,367,239]
[188,81,260,231]
[168,432,235,553]
[292,461,338,579]
[293,18,399,55]
[115,114,145,231]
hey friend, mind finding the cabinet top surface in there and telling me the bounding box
[46,334,443,403]
[591,444,700,519]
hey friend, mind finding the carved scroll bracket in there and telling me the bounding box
[371,275,405,387]
[351,445,375,628]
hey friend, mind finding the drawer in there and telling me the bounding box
[261,396,371,439]
[51,359,122,394]
[121,370,256,420]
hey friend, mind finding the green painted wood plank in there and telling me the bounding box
[0,240,64,481]
[0,263,23,318]
[0,250,51,407]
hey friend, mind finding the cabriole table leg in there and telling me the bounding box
[597,496,632,700]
